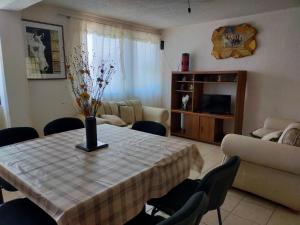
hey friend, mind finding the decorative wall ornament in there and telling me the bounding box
[211,23,257,59]
[22,20,66,79]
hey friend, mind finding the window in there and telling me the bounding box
[86,23,162,106]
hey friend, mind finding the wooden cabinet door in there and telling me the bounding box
[199,117,215,142]
[184,114,200,139]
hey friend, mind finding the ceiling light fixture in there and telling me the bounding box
[188,0,191,13]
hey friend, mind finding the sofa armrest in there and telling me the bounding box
[142,106,169,126]
[221,134,300,175]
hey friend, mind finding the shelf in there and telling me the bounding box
[175,90,193,93]
[176,81,194,83]
[194,81,236,84]
[171,109,235,120]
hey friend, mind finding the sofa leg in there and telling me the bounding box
[217,208,222,225]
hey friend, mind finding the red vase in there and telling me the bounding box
[181,53,190,72]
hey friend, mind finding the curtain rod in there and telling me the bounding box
[57,12,162,36]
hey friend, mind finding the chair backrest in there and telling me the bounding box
[158,192,208,225]
[132,121,166,136]
[44,117,84,136]
[198,156,241,211]
[0,127,39,147]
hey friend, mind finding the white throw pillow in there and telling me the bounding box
[278,122,300,143]
[261,130,283,142]
[101,115,127,127]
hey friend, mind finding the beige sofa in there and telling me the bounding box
[221,117,300,211]
[78,100,169,131]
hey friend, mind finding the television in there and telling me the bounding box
[201,94,231,115]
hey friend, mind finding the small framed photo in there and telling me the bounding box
[22,19,66,80]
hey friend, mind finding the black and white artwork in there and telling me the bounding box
[23,20,66,79]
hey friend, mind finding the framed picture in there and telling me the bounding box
[211,23,257,59]
[22,20,66,80]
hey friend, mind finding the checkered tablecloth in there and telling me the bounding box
[0,124,203,225]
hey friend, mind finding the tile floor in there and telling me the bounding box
[3,137,300,225]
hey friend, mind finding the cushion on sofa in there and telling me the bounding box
[261,130,283,142]
[96,104,106,117]
[108,102,119,116]
[281,128,300,147]
[251,128,277,138]
[278,122,300,143]
[101,115,127,127]
[102,102,112,115]
[119,106,135,124]
[125,100,143,121]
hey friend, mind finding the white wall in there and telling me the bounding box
[0,10,32,127]
[21,4,77,133]
[161,7,300,134]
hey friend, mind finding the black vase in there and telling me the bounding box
[85,116,97,149]
[76,116,108,152]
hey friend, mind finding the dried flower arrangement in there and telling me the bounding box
[66,46,115,117]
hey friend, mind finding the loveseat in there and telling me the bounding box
[221,117,300,211]
[78,100,169,132]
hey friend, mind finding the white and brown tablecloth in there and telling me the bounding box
[0,124,203,225]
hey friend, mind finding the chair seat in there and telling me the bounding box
[148,179,201,215]
[125,211,165,225]
[0,198,57,225]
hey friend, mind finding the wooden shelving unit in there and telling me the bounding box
[171,70,247,145]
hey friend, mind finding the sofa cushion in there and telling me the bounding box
[261,130,283,142]
[278,122,300,143]
[125,100,143,121]
[102,102,112,115]
[108,102,119,116]
[281,128,300,147]
[101,115,127,127]
[97,104,106,117]
[251,128,277,138]
[120,106,135,124]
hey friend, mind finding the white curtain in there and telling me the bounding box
[69,18,162,107]
[0,38,10,128]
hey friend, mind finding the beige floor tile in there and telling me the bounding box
[202,209,230,225]
[267,206,300,225]
[226,188,246,200]
[223,214,259,225]
[232,200,274,225]
[243,194,277,211]
[222,192,243,212]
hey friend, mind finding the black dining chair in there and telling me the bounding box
[0,198,57,225]
[44,117,84,136]
[148,156,241,225]
[125,191,208,225]
[132,121,167,136]
[0,127,39,203]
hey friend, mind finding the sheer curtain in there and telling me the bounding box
[70,18,162,106]
[0,38,10,128]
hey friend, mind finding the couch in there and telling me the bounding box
[221,117,300,211]
[77,100,169,132]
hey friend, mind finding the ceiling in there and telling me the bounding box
[0,0,41,10]
[42,0,300,29]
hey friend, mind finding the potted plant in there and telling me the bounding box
[66,46,115,151]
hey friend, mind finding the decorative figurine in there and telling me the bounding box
[182,94,190,110]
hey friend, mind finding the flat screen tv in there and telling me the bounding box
[201,94,231,115]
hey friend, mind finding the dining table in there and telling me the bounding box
[0,124,203,225]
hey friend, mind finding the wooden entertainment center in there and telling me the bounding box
[170,71,247,144]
